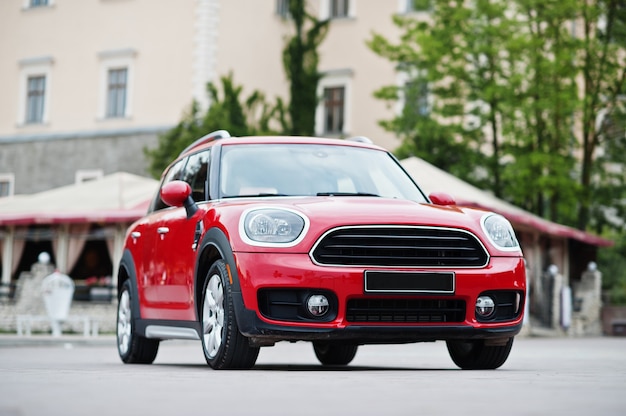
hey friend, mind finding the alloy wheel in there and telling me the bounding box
[117,289,132,356]
[202,273,225,359]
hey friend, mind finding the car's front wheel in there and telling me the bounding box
[200,260,260,369]
[446,337,514,370]
[117,280,159,364]
[313,342,358,366]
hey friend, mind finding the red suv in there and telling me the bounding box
[116,130,526,369]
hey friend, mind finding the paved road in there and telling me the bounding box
[1,336,624,416]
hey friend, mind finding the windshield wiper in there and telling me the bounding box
[316,192,380,197]
[223,193,290,198]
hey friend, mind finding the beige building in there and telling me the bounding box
[1,1,613,336]
[0,0,423,196]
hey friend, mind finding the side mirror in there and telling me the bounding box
[161,180,191,207]
[161,180,198,218]
[429,192,456,206]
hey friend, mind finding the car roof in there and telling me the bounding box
[180,134,386,158]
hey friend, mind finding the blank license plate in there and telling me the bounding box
[364,271,455,294]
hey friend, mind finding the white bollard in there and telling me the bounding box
[41,272,75,337]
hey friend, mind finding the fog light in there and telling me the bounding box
[307,295,329,317]
[476,296,495,318]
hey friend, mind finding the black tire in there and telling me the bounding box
[117,280,159,364]
[446,337,514,370]
[313,342,358,366]
[200,260,260,369]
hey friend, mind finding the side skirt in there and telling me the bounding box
[136,319,201,341]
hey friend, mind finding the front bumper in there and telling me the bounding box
[231,252,526,343]
[234,301,524,345]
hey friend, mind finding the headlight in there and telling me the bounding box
[240,208,309,246]
[481,214,520,251]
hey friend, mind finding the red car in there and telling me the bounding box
[116,130,526,370]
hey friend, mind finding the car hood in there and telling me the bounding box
[212,196,500,254]
[287,196,482,227]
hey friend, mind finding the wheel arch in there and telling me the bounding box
[195,227,241,321]
[117,249,142,326]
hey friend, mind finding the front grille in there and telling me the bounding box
[346,298,466,323]
[311,226,488,267]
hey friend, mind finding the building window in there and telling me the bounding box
[20,0,56,11]
[276,0,290,18]
[25,75,46,124]
[18,56,52,126]
[106,68,127,118]
[23,0,54,9]
[98,49,135,120]
[404,0,431,13]
[316,69,352,136]
[330,0,350,18]
[323,86,345,134]
[0,174,15,198]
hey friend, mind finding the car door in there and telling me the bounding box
[147,150,210,321]
[140,158,189,319]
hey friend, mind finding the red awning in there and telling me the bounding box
[401,157,612,247]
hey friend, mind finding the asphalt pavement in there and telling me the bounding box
[1,334,625,416]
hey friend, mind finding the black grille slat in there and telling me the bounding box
[316,255,484,263]
[329,234,470,241]
[346,299,466,323]
[322,244,479,251]
[312,227,488,267]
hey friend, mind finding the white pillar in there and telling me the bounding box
[548,265,562,329]
[55,224,69,274]
[1,227,14,296]
[561,285,572,331]
[111,224,126,287]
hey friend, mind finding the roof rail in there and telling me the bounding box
[347,136,373,144]
[179,130,231,156]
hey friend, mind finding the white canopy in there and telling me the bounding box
[0,172,159,288]
[0,172,158,225]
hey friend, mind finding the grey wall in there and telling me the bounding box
[0,130,164,194]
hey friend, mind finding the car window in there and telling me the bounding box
[219,143,427,202]
[180,150,210,202]
[150,158,187,212]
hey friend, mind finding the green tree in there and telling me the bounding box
[503,0,581,223]
[599,232,626,304]
[368,0,527,193]
[578,0,626,231]
[282,0,329,135]
[369,0,626,231]
[560,2,626,304]
[144,73,278,177]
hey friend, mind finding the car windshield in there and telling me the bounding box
[219,143,427,202]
